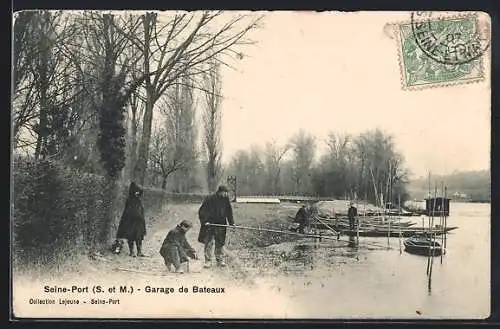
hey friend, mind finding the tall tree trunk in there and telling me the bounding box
[100,176,120,245]
[133,13,154,185]
[134,92,154,184]
[127,108,138,180]
[34,15,50,160]
[161,176,167,190]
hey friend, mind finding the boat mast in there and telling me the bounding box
[428,185,438,294]
[426,172,432,276]
[444,186,448,250]
[386,162,392,249]
[440,181,445,264]
[398,193,402,254]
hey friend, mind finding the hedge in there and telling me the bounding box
[11,157,207,270]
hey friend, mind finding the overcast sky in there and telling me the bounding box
[213,11,490,179]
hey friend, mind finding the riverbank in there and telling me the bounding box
[12,202,490,319]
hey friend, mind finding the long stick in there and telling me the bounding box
[386,163,392,249]
[398,194,402,254]
[426,172,431,276]
[444,186,448,251]
[440,181,445,264]
[205,223,350,243]
[314,215,340,236]
[429,186,437,277]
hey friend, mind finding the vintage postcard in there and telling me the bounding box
[11,10,491,319]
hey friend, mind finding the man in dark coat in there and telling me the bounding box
[159,220,197,274]
[116,182,147,257]
[348,202,358,231]
[198,185,234,268]
[294,204,309,234]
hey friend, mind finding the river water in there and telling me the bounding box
[257,202,491,319]
[11,202,490,319]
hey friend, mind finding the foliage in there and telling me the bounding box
[12,157,108,268]
[225,128,410,204]
[11,156,207,270]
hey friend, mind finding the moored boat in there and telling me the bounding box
[403,234,443,256]
[340,226,457,238]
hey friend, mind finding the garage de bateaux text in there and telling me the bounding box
[43,284,226,294]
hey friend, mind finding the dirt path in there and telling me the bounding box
[12,203,402,318]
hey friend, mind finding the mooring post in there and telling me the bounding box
[398,194,402,255]
[426,172,432,276]
[428,186,438,277]
[444,186,448,252]
[440,181,445,264]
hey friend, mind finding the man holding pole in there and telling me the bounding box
[198,185,234,268]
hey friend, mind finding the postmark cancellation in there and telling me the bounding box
[395,12,491,90]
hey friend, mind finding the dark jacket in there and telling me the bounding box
[197,194,234,243]
[159,226,196,260]
[116,183,146,241]
[294,207,308,224]
[348,206,358,219]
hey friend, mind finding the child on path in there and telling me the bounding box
[159,220,198,274]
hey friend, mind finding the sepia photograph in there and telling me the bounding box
[11,10,491,319]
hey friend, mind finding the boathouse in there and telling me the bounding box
[425,197,451,216]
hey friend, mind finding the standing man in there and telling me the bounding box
[198,185,234,268]
[348,202,358,231]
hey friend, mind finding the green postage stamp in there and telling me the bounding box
[396,12,490,90]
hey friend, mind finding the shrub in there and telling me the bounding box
[12,157,208,271]
[12,157,108,269]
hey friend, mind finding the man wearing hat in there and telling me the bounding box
[198,185,235,268]
[347,202,358,231]
[159,220,197,274]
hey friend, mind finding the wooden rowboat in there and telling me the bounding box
[403,234,443,256]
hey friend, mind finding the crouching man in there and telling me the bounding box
[159,220,197,274]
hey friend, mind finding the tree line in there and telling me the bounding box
[12,11,410,237]
[225,129,410,206]
[13,10,261,242]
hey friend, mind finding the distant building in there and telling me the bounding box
[452,191,469,200]
[425,197,450,216]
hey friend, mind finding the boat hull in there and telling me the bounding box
[403,238,443,256]
[340,227,457,238]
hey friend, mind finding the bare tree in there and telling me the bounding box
[226,146,266,195]
[264,140,290,195]
[325,132,352,198]
[124,67,146,180]
[148,80,197,190]
[202,60,223,192]
[12,11,82,157]
[118,11,262,185]
[289,130,316,195]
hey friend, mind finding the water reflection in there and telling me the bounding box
[271,203,488,317]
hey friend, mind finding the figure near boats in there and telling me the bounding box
[348,202,358,230]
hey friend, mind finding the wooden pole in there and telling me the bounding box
[205,223,350,243]
[440,181,445,264]
[398,194,402,254]
[444,186,448,251]
[429,186,438,277]
[314,215,340,236]
[356,212,360,246]
[426,172,431,276]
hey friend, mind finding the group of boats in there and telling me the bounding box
[288,212,453,257]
